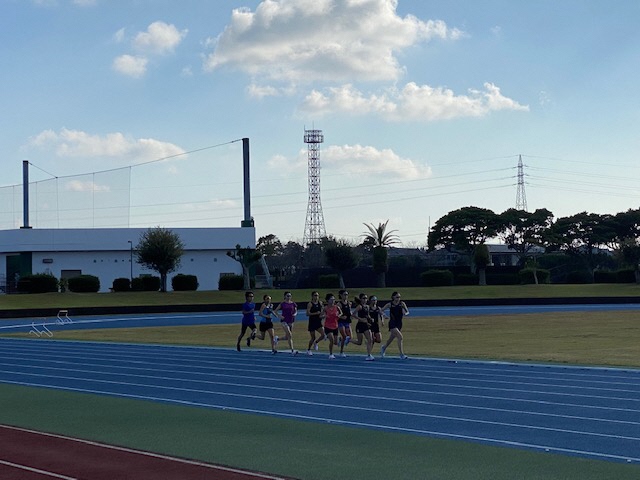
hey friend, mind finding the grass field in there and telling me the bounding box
[2,283,640,310]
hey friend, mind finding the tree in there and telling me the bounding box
[227,244,262,290]
[135,227,184,292]
[428,206,501,284]
[256,234,283,257]
[547,212,613,278]
[613,209,640,283]
[362,220,400,287]
[324,240,358,289]
[499,208,554,265]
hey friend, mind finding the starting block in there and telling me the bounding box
[56,310,72,325]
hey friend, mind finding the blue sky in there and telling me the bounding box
[2,0,639,246]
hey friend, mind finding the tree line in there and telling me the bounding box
[259,207,640,286]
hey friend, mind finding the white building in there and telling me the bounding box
[0,227,255,292]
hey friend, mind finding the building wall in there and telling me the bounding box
[0,227,255,292]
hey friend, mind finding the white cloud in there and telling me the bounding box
[112,54,148,78]
[323,144,431,179]
[299,82,529,121]
[204,0,463,83]
[28,128,186,164]
[269,144,430,180]
[112,22,187,78]
[133,21,187,55]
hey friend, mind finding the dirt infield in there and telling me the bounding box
[0,425,292,480]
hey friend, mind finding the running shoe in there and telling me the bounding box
[380,345,386,358]
[236,344,241,352]
[345,336,351,346]
[340,353,347,358]
[251,330,257,340]
[314,342,319,351]
[329,354,336,359]
[246,337,251,347]
[272,349,278,354]
[365,354,375,361]
[292,350,299,355]
[400,354,409,360]
[274,336,279,346]
[306,350,313,356]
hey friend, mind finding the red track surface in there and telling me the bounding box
[0,425,289,480]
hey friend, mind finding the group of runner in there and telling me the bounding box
[236,289,410,360]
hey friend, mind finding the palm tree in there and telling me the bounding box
[362,220,400,287]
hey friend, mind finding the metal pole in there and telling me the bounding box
[22,160,31,229]
[241,138,253,227]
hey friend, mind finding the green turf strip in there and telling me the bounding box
[1,384,638,480]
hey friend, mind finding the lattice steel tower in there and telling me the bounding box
[303,128,326,244]
[515,154,528,211]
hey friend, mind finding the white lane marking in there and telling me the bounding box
[0,459,78,479]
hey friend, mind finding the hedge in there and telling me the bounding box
[172,274,199,291]
[420,269,454,287]
[565,270,594,284]
[112,277,131,292]
[455,273,479,286]
[17,274,59,294]
[68,274,100,293]
[219,274,244,290]
[318,274,340,288]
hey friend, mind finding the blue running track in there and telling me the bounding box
[0,338,638,465]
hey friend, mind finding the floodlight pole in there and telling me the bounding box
[21,160,31,229]
[241,137,253,227]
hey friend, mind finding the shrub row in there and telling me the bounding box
[15,273,200,293]
[420,268,552,287]
[112,275,199,292]
[218,274,255,290]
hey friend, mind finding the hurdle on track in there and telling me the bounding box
[29,322,53,338]
[56,310,72,325]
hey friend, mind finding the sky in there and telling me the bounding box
[2,0,640,247]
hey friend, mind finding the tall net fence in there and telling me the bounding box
[0,140,246,230]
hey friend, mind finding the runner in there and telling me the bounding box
[350,293,375,361]
[337,289,352,357]
[322,293,342,359]
[306,291,325,356]
[257,294,279,354]
[236,291,256,352]
[380,291,409,359]
[368,295,385,346]
[273,291,299,355]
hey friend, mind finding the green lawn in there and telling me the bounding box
[1,283,640,310]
